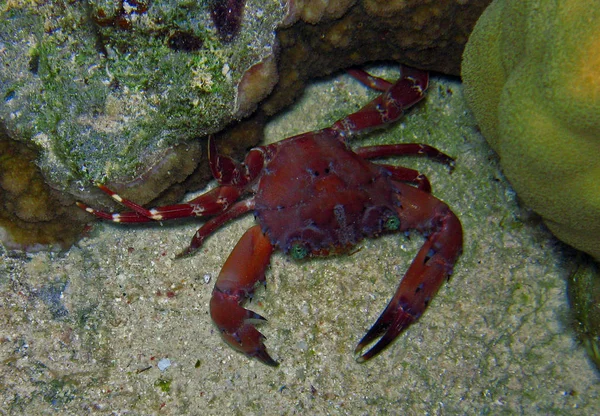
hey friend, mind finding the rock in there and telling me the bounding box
[0,126,88,251]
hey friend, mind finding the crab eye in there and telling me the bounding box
[290,242,309,260]
[384,214,400,231]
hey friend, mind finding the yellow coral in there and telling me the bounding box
[462,0,600,260]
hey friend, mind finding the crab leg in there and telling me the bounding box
[76,184,243,223]
[209,136,267,187]
[346,68,394,91]
[76,137,262,224]
[332,65,429,139]
[356,143,455,167]
[355,143,455,192]
[178,198,255,257]
[354,181,463,362]
[378,164,433,192]
[210,225,277,366]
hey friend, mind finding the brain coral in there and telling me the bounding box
[462,0,600,260]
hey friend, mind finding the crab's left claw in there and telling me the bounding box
[354,182,463,362]
[210,225,278,366]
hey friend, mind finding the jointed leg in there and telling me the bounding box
[355,143,455,192]
[346,68,393,91]
[331,65,429,139]
[77,183,254,256]
[178,198,255,257]
[356,143,455,169]
[377,164,432,192]
[77,184,243,223]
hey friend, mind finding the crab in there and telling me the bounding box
[77,65,463,366]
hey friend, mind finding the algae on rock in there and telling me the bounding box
[0,1,284,193]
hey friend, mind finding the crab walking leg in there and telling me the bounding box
[331,66,429,138]
[356,144,456,192]
[346,68,394,91]
[355,143,455,167]
[178,199,255,257]
[210,225,278,366]
[377,164,433,193]
[77,185,243,223]
[354,181,463,362]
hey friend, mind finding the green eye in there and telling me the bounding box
[290,242,309,260]
[384,214,400,231]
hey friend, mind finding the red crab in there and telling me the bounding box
[77,66,463,366]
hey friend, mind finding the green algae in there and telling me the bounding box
[568,256,600,369]
[41,377,78,407]
[0,1,284,190]
[154,377,172,393]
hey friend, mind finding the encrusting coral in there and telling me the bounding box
[462,0,600,261]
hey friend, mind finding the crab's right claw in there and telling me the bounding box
[354,182,463,362]
[209,225,278,366]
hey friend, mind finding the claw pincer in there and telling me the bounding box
[209,225,278,366]
[355,183,462,361]
[78,66,463,366]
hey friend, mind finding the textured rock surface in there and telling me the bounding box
[1,0,283,195]
[267,0,491,114]
[0,127,88,250]
[0,0,283,249]
[0,0,490,249]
